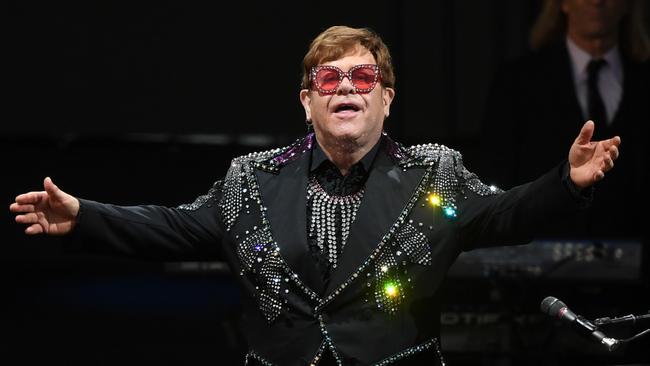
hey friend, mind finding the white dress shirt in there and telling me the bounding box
[566,37,623,125]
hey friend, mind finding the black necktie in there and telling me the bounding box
[587,59,607,125]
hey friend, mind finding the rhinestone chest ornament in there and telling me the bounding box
[307,175,364,268]
[205,137,319,324]
[366,143,503,315]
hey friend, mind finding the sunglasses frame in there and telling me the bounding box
[309,64,381,94]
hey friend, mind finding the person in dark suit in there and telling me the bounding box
[10,26,621,365]
[480,0,649,241]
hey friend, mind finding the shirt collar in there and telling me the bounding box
[566,36,623,83]
[310,135,382,174]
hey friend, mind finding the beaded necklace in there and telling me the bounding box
[306,175,364,268]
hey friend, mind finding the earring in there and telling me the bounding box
[305,118,313,132]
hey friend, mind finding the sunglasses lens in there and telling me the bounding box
[315,69,340,91]
[351,67,377,90]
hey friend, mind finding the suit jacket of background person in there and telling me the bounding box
[480,41,649,241]
[73,133,586,366]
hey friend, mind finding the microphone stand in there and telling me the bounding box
[594,312,650,327]
[592,311,650,351]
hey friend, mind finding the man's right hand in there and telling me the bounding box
[9,177,80,235]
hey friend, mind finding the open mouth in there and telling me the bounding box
[333,103,361,113]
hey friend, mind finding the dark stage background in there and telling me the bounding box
[4,1,649,365]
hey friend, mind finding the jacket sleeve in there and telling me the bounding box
[70,180,225,260]
[456,161,591,250]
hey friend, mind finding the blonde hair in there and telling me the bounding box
[300,25,395,90]
[530,0,650,62]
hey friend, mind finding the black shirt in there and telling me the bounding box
[307,137,382,292]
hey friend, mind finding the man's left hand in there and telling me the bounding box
[569,120,621,189]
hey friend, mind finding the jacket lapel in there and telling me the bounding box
[325,150,426,296]
[556,43,585,127]
[254,151,326,295]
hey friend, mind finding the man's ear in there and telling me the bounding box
[300,89,312,121]
[383,87,395,118]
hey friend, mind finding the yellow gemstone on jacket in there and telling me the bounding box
[428,194,442,207]
[384,282,399,298]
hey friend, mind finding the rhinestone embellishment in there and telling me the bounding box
[307,176,364,268]
[394,223,431,266]
[177,181,222,211]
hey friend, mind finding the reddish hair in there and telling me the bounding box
[301,26,395,89]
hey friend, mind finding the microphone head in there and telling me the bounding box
[541,296,566,316]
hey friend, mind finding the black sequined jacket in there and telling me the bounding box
[74,133,586,365]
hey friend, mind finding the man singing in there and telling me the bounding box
[10,26,620,365]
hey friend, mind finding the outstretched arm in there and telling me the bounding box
[10,177,224,259]
[10,177,79,235]
[459,120,621,249]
